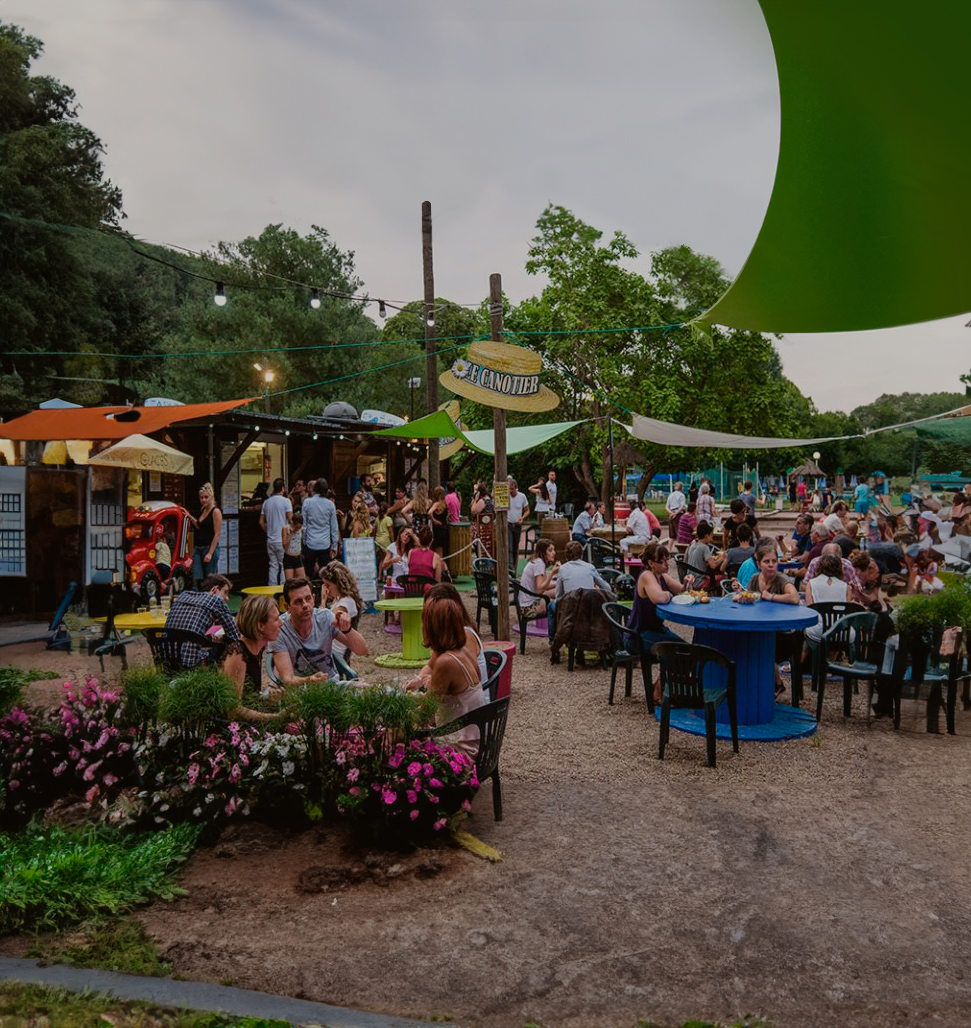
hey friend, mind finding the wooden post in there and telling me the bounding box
[489,273,510,641]
[422,201,440,489]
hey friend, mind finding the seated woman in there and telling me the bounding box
[423,582,488,684]
[519,537,559,611]
[222,594,284,722]
[684,521,723,580]
[404,594,486,756]
[804,553,849,646]
[747,549,800,695]
[407,525,445,584]
[380,525,414,583]
[626,540,684,703]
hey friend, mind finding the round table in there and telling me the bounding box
[656,595,818,741]
[242,584,285,610]
[98,611,166,632]
[373,597,429,668]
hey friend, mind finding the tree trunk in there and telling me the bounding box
[635,462,656,501]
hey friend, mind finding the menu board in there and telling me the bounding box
[220,443,240,514]
[342,537,378,603]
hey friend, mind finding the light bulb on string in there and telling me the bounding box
[214,282,227,306]
[426,311,435,328]
[309,289,321,309]
[378,300,387,319]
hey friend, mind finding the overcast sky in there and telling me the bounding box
[6,0,969,414]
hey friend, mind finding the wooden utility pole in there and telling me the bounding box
[422,201,440,489]
[489,273,510,641]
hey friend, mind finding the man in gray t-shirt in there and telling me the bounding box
[547,540,612,661]
[269,579,367,683]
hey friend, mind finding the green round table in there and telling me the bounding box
[373,597,429,668]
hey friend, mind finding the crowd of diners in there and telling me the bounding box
[161,571,488,754]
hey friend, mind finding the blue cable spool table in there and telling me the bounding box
[656,594,818,741]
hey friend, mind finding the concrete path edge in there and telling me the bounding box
[0,958,450,1028]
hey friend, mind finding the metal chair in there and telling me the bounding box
[433,696,511,821]
[651,640,739,768]
[396,573,435,597]
[816,612,886,722]
[601,601,643,705]
[143,627,215,675]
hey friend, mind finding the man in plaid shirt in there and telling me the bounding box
[163,574,241,667]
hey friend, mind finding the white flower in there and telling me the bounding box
[282,760,295,777]
[452,358,470,379]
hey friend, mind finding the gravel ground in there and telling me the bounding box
[4,595,971,1028]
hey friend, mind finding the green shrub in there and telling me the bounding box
[158,666,237,737]
[118,664,168,734]
[0,667,58,716]
[895,580,971,639]
[0,823,200,933]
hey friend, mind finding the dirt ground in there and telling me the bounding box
[4,600,971,1028]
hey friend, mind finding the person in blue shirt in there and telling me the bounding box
[854,480,871,515]
[571,500,597,544]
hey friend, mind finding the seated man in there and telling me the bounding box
[620,499,661,553]
[547,540,613,663]
[163,573,241,667]
[571,500,597,545]
[270,576,368,684]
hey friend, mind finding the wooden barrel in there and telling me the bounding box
[543,516,570,559]
[447,521,472,578]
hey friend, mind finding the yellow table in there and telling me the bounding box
[96,611,166,632]
[242,584,286,610]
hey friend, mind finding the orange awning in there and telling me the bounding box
[0,398,257,441]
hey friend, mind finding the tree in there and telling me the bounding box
[504,205,807,501]
[147,225,381,414]
[0,23,125,407]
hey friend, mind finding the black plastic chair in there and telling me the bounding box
[900,626,965,734]
[611,573,637,601]
[805,601,866,693]
[396,573,435,597]
[433,696,511,821]
[473,570,499,636]
[651,640,738,768]
[509,575,548,654]
[585,537,621,569]
[601,602,643,706]
[481,647,507,702]
[675,556,717,593]
[816,612,885,722]
[472,556,497,575]
[143,627,215,675]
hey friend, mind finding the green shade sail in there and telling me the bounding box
[373,410,583,456]
[916,418,971,446]
[699,0,971,333]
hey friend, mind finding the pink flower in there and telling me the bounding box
[407,761,422,776]
[461,799,472,812]
[102,774,118,787]
[335,750,347,765]
[346,767,359,783]
[410,809,420,820]
[422,763,434,776]
[85,785,100,803]
[382,789,397,805]
[406,790,418,804]
[349,786,360,797]
[429,778,443,789]
[229,763,242,783]
[433,818,447,831]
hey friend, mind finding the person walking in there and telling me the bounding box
[260,477,292,586]
[507,479,530,570]
[301,478,341,578]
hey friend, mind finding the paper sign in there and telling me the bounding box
[342,537,378,603]
[493,482,510,510]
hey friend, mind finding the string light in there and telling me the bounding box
[378,300,387,319]
[309,288,321,309]
[214,282,227,306]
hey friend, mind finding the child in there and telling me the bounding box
[282,512,304,580]
[155,530,173,594]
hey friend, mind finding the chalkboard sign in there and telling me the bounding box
[342,537,378,603]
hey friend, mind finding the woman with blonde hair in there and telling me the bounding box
[428,484,449,556]
[189,482,222,588]
[349,492,372,538]
[222,594,283,722]
[403,480,431,535]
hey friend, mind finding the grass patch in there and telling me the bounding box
[0,667,59,715]
[25,917,172,977]
[0,981,291,1028]
[0,824,201,934]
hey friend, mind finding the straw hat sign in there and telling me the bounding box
[439,340,559,412]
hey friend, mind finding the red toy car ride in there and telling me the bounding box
[124,501,194,602]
